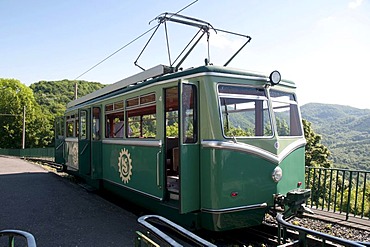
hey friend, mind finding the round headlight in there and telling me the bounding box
[269,70,281,85]
[272,166,283,182]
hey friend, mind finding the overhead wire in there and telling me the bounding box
[74,24,160,80]
[74,0,198,80]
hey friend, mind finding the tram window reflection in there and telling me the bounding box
[270,90,303,137]
[182,84,197,143]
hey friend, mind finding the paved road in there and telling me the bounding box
[0,156,139,246]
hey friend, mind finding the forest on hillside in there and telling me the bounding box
[0,78,104,148]
[30,80,105,117]
[301,103,370,170]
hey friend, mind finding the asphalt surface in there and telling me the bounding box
[0,156,139,246]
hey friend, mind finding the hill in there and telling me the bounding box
[301,103,370,170]
[30,80,105,116]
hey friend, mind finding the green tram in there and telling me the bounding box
[55,64,310,231]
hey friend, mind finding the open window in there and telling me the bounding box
[66,114,79,137]
[105,101,124,138]
[126,93,157,138]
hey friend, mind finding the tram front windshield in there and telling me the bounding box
[270,89,302,137]
[218,85,303,138]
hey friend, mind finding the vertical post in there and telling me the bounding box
[346,171,353,220]
[361,173,367,218]
[74,81,78,100]
[328,169,333,211]
[22,106,26,149]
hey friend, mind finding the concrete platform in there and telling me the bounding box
[0,156,139,246]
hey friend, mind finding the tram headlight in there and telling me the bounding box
[272,166,283,182]
[269,70,281,85]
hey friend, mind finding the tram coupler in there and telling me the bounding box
[273,189,311,218]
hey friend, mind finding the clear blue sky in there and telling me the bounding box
[1,0,369,109]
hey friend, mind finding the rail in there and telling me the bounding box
[0,229,37,247]
[305,167,370,220]
[276,213,368,246]
[136,215,216,247]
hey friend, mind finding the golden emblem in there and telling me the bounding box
[117,148,132,183]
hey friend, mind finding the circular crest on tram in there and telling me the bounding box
[117,148,133,184]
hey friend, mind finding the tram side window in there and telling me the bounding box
[92,107,101,140]
[270,90,303,136]
[105,102,124,138]
[75,118,79,137]
[126,93,156,138]
[66,115,78,137]
[182,84,197,143]
[165,87,179,137]
[66,120,74,137]
[55,117,65,139]
[80,111,87,139]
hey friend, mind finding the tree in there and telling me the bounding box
[30,80,105,116]
[303,119,333,168]
[0,78,53,148]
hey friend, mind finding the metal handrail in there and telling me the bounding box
[276,213,366,246]
[0,229,37,247]
[137,215,216,247]
[306,166,370,220]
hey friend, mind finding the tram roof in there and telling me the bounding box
[67,64,295,110]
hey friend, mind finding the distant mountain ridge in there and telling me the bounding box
[300,103,370,170]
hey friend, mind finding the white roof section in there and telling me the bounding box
[67,64,171,108]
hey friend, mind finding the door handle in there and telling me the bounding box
[156,150,161,188]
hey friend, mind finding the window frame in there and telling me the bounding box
[218,84,273,139]
[126,93,157,139]
[105,100,125,139]
[269,89,303,137]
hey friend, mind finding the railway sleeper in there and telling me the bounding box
[276,213,370,247]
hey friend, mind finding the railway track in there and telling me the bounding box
[201,220,369,246]
[23,157,63,171]
[30,158,370,246]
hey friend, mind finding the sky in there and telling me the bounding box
[1,0,370,109]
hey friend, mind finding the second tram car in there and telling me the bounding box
[55,13,310,231]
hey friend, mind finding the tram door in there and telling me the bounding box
[179,82,200,213]
[90,107,102,179]
[165,82,199,213]
[78,109,91,176]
